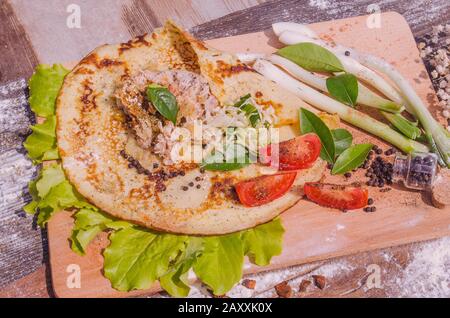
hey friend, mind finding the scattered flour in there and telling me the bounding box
[385,237,450,298]
[308,0,331,10]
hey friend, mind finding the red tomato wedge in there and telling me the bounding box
[235,172,297,207]
[259,133,321,170]
[303,182,368,210]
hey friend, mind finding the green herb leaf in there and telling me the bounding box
[326,74,358,107]
[23,115,59,163]
[104,227,188,291]
[234,94,261,127]
[277,42,344,73]
[146,84,178,124]
[28,64,69,117]
[331,128,353,156]
[241,218,284,266]
[332,143,372,175]
[193,233,244,296]
[201,143,251,171]
[299,108,335,163]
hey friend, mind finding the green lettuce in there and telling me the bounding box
[28,64,69,117]
[241,218,284,266]
[71,209,131,255]
[159,237,203,297]
[193,233,244,296]
[23,115,58,163]
[24,163,96,226]
[104,227,189,291]
[102,220,283,297]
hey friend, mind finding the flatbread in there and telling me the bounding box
[56,21,327,234]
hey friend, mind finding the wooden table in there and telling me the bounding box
[1,0,449,298]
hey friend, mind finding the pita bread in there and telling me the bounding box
[56,21,328,234]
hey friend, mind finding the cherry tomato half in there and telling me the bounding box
[259,133,321,170]
[235,172,297,207]
[303,182,369,210]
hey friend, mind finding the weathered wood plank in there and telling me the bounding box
[0,1,38,82]
[0,266,51,298]
[8,0,263,64]
[191,0,450,39]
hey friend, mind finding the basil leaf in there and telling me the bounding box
[332,143,372,175]
[201,144,251,171]
[299,108,335,163]
[332,128,353,156]
[146,84,178,124]
[326,74,358,107]
[234,94,261,127]
[277,42,344,73]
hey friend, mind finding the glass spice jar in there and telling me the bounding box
[392,152,438,190]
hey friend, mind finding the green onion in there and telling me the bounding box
[253,59,429,154]
[381,112,422,140]
[269,54,403,113]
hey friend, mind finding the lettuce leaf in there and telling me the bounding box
[241,218,284,266]
[159,237,203,297]
[104,227,188,291]
[28,64,69,117]
[94,218,284,296]
[23,163,96,226]
[193,233,244,296]
[23,115,58,163]
[71,208,131,255]
[36,180,94,226]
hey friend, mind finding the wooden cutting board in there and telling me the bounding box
[47,12,450,298]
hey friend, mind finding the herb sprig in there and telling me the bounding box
[299,108,371,174]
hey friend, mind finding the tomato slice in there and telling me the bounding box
[303,182,368,210]
[235,172,297,207]
[259,133,321,171]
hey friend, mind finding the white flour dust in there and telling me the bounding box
[384,237,450,297]
[308,0,331,10]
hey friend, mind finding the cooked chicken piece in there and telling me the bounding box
[115,69,219,149]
